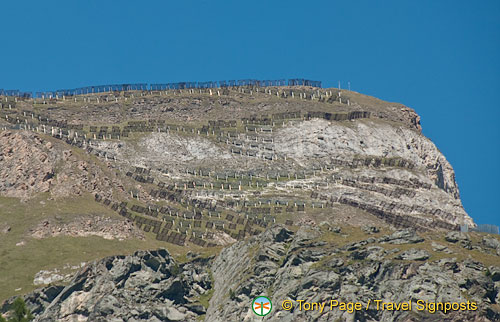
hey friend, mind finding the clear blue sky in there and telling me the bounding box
[1,1,499,226]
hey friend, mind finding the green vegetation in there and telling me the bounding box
[0,194,212,303]
[197,269,215,310]
[2,86,496,320]
[170,263,181,277]
[0,298,33,322]
[316,225,500,268]
[229,288,236,300]
[198,288,215,309]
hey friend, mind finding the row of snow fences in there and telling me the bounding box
[0,89,32,98]
[151,79,289,89]
[288,79,322,87]
[34,83,149,98]
[1,79,322,98]
[150,79,296,90]
[461,224,499,235]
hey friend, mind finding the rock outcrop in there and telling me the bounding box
[0,87,493,322]
[0,131,58,199]
[208,226,499,321]
[0,88,475,234]
[5,226,499,322]
[10,249,212,322]
[0,131,128,200]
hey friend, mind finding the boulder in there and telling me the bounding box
[379,229,424,244]
[362,226,380,234]
[489,266,500,282]
[445,231,469,243]
[431,242,452,254]
[325,257,344,268]
[350,246,386,261]
[395,249,430,261]
[483,236,500,249]
[329,226,342,233]
[0,225,11,234]
[445,231,471,249]
[95,295,119,316]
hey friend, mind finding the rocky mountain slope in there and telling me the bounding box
[0,85,492,321]
[0,131,129,201]
[3,225,499,321]
[0,87,474,232]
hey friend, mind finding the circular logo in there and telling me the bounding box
[252,296,272,316]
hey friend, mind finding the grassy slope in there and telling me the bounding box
[1,90,487,307]
[1,192,498,304]
[0,194,220,302]
[317,225,500,268]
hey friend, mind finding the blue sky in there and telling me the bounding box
[1,1,499,226]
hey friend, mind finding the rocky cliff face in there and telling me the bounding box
[207,226,500,322]
[273,118,469,226]
[0,131,128,200]
[0,87,487,321]
[0,88,474,233]
[15,249,212,322]
[5,225,499,321]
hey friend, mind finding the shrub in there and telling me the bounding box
[2,297,33,322]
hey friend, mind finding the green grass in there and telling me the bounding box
[198,288,215,309]
[0,194,209,303]
[314,226,500,268]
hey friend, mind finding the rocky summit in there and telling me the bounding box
[0,85,498,321]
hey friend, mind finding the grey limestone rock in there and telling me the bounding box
[395,248,430,261]
[13,250,211,322]
[362,225,380,234]
[329,226,342,233]
[445,231,469,243]
[5,226,500,322]
[0,225,11,234]
[483,236,500,249]
[204,226,499,321]
[445,231,472,249]
[378,228,425,244]
[431,241,453,254]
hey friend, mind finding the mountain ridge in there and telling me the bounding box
[0,85,492,321]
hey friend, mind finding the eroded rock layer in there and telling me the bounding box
[5,226,499,321]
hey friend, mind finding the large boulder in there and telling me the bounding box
[445,231,472,249]
[483,236,500,250]
[378,229,424,244]
[395,249,430,261]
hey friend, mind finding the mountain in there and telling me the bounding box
[0,84,497,321]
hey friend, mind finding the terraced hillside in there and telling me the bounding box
[0,85,477,310]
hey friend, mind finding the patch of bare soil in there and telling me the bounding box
[212,231,236,246]
[29,215,144,241]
